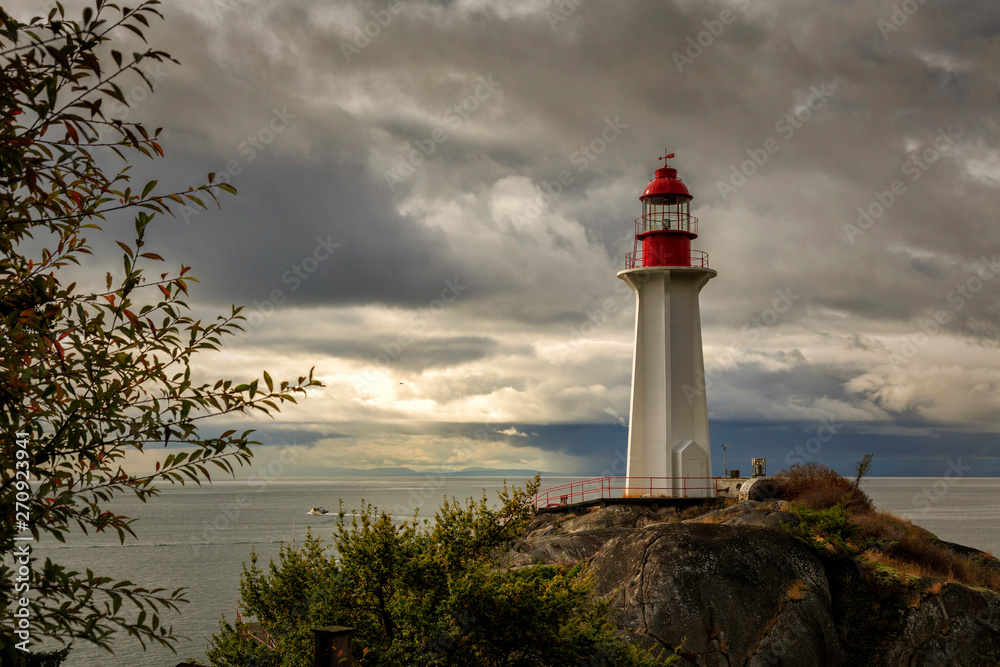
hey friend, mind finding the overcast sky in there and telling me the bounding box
[27,0,1000,477]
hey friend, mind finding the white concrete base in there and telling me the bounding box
[716,477,750,499]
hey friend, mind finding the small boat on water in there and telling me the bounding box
[307,506,329,515]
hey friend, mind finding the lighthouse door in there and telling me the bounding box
[674,440,709,498]
[686,457,706,495]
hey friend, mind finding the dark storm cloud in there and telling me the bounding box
[19,0,1000,472]
[248,426,349,447]
[712,359,863,408]
[116,0,1000,334]
[505,423,629,462]
[103,146,472,308]
[708,420,1000,478]
[258,333,508,370]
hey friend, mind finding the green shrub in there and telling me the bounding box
[208,477,670,666]
[784,504,859,556]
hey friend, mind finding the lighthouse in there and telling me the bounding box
[618,153,715,497]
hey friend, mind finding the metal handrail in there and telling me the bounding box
[533,476,720,509]
[625,249,710,270]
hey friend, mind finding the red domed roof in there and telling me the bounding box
[641,166,692,201]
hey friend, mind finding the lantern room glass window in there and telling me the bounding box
[642,196,691,233]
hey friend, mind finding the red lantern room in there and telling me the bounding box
[626,153,709,269]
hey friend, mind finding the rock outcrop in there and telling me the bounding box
[509,500,1000,666]
[590,522,846,665]
[510,504,676,567]
[881,583,1000,666]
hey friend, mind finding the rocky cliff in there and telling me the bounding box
[508,500,1000,666]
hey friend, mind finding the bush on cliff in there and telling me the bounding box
[775,463,1000,593]
[206,477,671,666]
[776,460,1000,664]
[769,462,874,513]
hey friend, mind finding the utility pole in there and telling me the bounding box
[721,443,730,477]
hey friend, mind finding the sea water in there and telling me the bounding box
[30,476,535,667]
[23,476,1000,666]
[860,477,1000,557]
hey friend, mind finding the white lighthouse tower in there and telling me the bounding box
[619,153,715,497]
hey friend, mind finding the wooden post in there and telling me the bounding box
[313,626,354,666]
